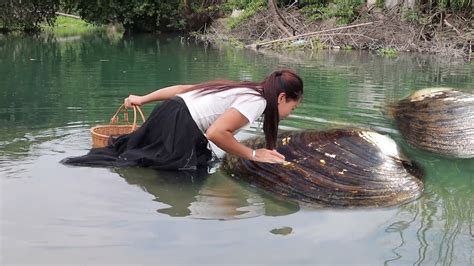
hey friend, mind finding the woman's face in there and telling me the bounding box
[278,93,300,120]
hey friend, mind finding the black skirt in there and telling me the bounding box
[61,97,212,170]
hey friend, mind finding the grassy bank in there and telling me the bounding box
[42,16,101,36]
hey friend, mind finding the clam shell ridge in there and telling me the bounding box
[393,88,474,158]
[223,129,424,208]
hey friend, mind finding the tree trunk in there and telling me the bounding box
[183,0,191,15]
[268,0,293,37]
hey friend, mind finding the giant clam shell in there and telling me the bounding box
[392,88,474,158]
[223,129,424,208]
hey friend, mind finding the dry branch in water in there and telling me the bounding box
[254,22,374,48]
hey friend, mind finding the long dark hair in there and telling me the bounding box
[190,69,303,149]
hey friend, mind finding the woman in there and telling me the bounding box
[62,69,303,170]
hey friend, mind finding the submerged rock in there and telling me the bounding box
[223,129,424,208]
[392,88,474,158]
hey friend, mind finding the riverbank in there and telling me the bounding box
[41,15,112,37]
[197,7,473,62]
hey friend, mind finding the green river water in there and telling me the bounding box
[0,32,472,265]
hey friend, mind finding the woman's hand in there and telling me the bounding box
[206,108,286,164]
[252,148,286,164]
[124,95,143,108]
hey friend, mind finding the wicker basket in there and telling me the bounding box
[90,104,146,148]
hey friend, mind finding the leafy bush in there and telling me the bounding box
[42,16,99,37]
[377,47,398,58]
[435,0,472,12]
[0,0,60,31]
[301,0,364,24]
[375,0,384,8]
[64,0,186,32]
[227,0,266,29]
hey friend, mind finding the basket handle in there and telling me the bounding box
[131,105,146,130]
[110,104,146,128]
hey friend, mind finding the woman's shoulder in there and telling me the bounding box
[180,87,264,105]
[222,87,263,97]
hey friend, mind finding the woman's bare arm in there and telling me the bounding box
[124,84,195,107]
[206,108,285,163]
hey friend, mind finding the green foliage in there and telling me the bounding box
[64,0,187,32]
[342,44,353,50]
[311,38,327,50]
[375,0,384,8]
[0,0,60,32]
[224,0,258,10]
[42,16,101,37]
[298,0,327,6]
[227,0,266,29]
[377,47,398,58]
[330,0,364,24]
[423,0,472,13]
[300,4,324,21]
[224,0,301,29]
[435,0,469,13]
[2,0,470,34]
[301,0,364,24]
[402,8,421,23]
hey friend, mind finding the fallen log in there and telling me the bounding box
[251,22,374,49]
[56,12,81,20]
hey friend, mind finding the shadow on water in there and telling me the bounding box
[114,167,300,220]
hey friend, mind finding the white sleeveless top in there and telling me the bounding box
[178,87,266,134]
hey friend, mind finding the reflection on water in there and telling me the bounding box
[115,167,299,220]
[270,226,293,236]
[0,32,472,264]
[383,157,473,265]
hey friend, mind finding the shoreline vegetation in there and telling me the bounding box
[195,5,472,62]
[1,1,472,61]
[42,15,102,37]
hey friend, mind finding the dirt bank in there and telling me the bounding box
[198,7,473,62]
